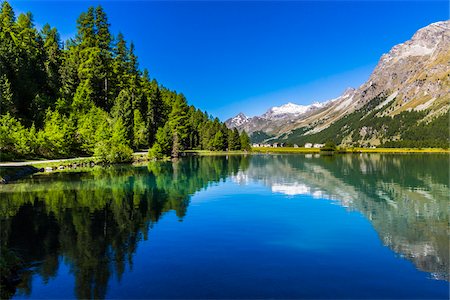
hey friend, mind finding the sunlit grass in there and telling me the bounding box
[251,147,449,154]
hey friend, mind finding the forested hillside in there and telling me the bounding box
[279,96,449,148]
[0,2,250,162]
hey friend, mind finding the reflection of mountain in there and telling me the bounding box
[233,154,449,281]
[0,156,250,299]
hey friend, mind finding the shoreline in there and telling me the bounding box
[1,148,448,184]
[1,147,448,167]
[250,147,450,154]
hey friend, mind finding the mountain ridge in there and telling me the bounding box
[225,20,450,147]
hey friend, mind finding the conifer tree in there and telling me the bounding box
[147,84,165,145]
[240,130,251,151]
[0,75,14,114]
[41,24,61,99]
[228,128,241,150]
[112,89,133,146]
[76,7,96,49]
[133,109,146,149]
[168,95,189,157]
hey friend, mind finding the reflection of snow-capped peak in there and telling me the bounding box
[230,171,250,185]
[272,183,310,196]
[271,183,331,200]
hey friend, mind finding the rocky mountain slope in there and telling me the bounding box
[225,102,326,137]
[226,21,450,147]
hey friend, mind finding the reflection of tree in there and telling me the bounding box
[240,154,449,281]
[0,155,249,299]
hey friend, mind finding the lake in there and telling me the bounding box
[1,154,448,299]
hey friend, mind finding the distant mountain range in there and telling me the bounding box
[225,21,450,148]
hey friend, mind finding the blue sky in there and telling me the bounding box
[9,1,448,120]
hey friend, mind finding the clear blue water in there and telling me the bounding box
[1,154,448,299]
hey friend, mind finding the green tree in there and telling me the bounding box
[146,84,165,145]
[75,6,96,49]
[133,109,146,149]
[94,118,133,163]
[0,74,14,114]
[37,110,75,158]
[71,80,94,112]
[149,122,172,159]
[240,130,251,151]
[168,95,189,157]
[112,89,133,146]
[76,106,110,154]
[40,24,61,100]
[228,128,241,150]
[211,130,225,151]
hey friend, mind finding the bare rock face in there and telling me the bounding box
[354,21,449,115]
[226,21,450,142]
[225,113,249,128]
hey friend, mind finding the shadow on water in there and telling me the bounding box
[0,154,448,298]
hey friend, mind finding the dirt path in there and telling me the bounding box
[0,152,148,167]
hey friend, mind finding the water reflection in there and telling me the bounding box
[233,154,449,281]
[0,156,250,299]
[0,154,448,299]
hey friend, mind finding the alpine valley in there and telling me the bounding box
[225,21,450,148]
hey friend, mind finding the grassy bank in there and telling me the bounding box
[251,147,449,154]
[251,147,320,153]
[183,150,250,156]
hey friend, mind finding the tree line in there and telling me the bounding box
[0,2,251,162]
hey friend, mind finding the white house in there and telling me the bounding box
[293,144,299,148]
[313,143,325,148]
[304,143,313,148]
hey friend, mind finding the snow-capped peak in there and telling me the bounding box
[264,102,308,117]
[226,112,249,127]
[262,101,325,119]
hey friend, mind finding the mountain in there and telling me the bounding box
[226,21,450,147]
[225,101,326,138]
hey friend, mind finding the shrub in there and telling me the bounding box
[93,119,133,163]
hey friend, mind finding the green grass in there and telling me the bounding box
[252,147,449,154]
[183,150,250,156]
[251,147,320,153]
[344,147,450,153]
